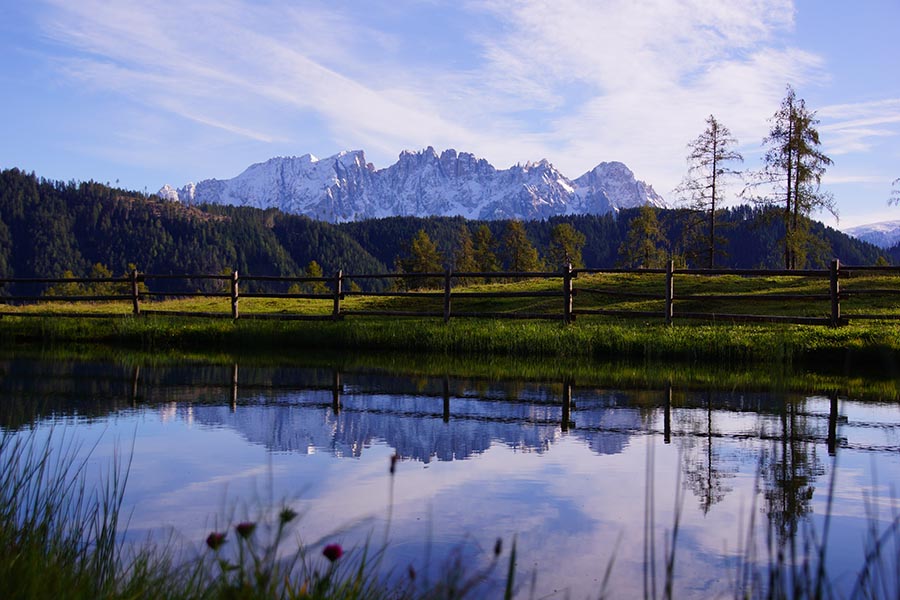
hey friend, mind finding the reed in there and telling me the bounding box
[0,429,517,599]
[4,426,899,598]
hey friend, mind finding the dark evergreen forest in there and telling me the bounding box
[0,168,888,295]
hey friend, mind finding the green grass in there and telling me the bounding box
[2,273,900,368]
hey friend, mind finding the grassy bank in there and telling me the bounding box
[4,335,900,402]
[2,271,900,367]
[3,310,900,369]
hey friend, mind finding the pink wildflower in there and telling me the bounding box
[322,543,343,562]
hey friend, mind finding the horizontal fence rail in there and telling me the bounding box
[2,260,900,325]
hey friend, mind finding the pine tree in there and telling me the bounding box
[676,115,743,268]
[501,221,542,273]
[755,85,835,269]
[890,178,900,206]
[618,206,668,268]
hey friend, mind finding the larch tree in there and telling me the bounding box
[501,220,542,273]
[452,224,478,286]
[453,224,478,273]
[890,178,900,206]
[396,228,444,289]
[676,115,743,268]
[473,224,501,282]
[756,85,835,269]
[618,206,668,269]
[547,222,586,269]
[304,259,328,294]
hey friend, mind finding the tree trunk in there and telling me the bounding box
[709,137,717,269]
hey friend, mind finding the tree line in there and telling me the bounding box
[0,167,888,297]
[666,85,839,270]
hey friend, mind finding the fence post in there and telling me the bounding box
[827,394,838,455]
[130,269,141,315]
[830,258,841,327]
[563,262,574,324]
[443,269,452,323]
[665,259,675,325]
[332,370,342,414]
[442,375,450,423]
[664,384,672,444]
[332,269,342,321]
[131,365,140,406]
[230,270,239,320]
[231,363,238,412]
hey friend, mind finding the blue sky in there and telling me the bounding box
[1,0,897,229]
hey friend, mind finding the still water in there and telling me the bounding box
[2,357,899,598]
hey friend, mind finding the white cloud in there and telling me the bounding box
[35,0,832,195]
[818,98,900,155]
[456,0,825,195]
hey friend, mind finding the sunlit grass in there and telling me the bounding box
[2,273,900,367]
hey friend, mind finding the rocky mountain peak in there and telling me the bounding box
[160,148,666,222]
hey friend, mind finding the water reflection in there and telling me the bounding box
[0,359,889,490]
[1,357,899,598]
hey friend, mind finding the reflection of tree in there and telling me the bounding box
[759,398,825,544]
[680,392,735,514]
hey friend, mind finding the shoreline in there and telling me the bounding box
[2,313,899,375]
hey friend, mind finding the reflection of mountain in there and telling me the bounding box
[573,405,643,455]
[184,390,645,463]
[2,356,855,525]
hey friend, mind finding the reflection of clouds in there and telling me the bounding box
[11,360,900,599]
[159,402,178,424]
[817,463,900,521]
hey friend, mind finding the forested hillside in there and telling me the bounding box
[0,169,386,293]
[0,168,886,296]
[339,206,884,271]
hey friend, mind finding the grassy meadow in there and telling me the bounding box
[3,272,900,598]
[0,273,900,368]
[2,271,900,368]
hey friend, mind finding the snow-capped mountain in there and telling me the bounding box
[159,147,666,222]
[844,220,900,249]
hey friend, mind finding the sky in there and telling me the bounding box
[1,0,898,229]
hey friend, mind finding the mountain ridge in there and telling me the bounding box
[844,220,900,249]
[159,147,666,223]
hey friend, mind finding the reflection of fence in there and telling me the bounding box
[2,260,900,325]
[140,366,848,457]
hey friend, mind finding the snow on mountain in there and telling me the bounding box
[844,220,900,249]
[573,162,666,212]
[160,147,667,222]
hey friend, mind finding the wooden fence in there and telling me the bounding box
[2,260,900,325]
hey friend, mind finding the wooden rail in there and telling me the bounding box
[2,260,900,325]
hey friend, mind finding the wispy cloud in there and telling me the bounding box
[34,0,834,196]
[448,0,827,196]
[818,98,900,155]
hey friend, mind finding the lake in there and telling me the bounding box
[2,355,898,598]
